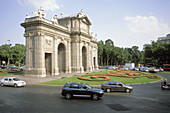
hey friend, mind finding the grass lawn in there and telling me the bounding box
[40,70,162,85]
[160,71,170,74]
[0,73,11,76]
[0,70,24,76]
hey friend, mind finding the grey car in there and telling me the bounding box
[101,81,133,93]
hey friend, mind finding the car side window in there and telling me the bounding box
[71,84,79,89]
[64,84,70,88]
[4,78,8,81]
[79,84,87,89]
[109,82,116,85]
[9,79,12,81]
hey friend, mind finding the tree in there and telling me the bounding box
[104,39,114,65]
[0,44,12,65]
[98,40,104,65]
[11,44,25,67]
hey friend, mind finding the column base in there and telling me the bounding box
[24,68,46,77]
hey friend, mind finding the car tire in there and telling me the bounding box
[14,84,18,88]
[92,94,98,100]
[1,83,4,87]
[106,88,111,93]
[65,93,72,100]
[126,89,130,93]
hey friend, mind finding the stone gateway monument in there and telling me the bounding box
[21,7,98,77]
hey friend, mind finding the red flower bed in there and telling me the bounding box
[78,75,110,81]
[77,70,159,81]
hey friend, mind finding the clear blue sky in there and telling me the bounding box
[1,0,170,50]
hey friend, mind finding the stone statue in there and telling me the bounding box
[32,11,39,16]
[77,9,84,18]
[60,13,65,17]
[26,14,30,18]
[51,15,58,24]
[32,6,46,19]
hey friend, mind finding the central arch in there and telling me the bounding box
[58,43,66,73]
[82,46,87,71]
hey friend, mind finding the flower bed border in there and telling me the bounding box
[77,70,159,81]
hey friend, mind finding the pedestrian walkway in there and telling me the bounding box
[0,69,105,85]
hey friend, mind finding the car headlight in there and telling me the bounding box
[99,90,104,93]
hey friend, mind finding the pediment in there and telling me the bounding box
[81,16,92,25]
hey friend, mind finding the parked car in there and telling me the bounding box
[61,82,104,100]
[0,77,26,87]
[19,65,25,70]
[120,67,129,70]
[141,67,149,72]
[8,65,18,69]
[1,65,7,69]
[134,67,140,71]
[107,66,113,69]
[113,66,118,69]
[149,68,159,73]
[101,81,133,93]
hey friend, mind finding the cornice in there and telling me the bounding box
[21,19,71,35]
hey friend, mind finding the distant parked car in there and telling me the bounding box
[149,68,159,73]
[159,68,164,72]
[19,65,25,70]
[0,77,26,87]
[101,81,133,93]
[107,66,113,69]
[120,67,129,70]
[8,65,18,69]
[61,82,104,100]
[134,67,140,71]
[1,65,7,69]
[113,66,118,69]
[141,67,149,72]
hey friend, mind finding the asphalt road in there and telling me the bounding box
[0,73,170,113]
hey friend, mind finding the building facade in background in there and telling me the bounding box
[158,34,170,43]
[21,7,98,77]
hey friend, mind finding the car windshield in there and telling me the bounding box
[13,78,20,81]
[85,85,92,89]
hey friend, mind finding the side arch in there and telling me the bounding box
[58,43,66,73]
[82,46,87,71]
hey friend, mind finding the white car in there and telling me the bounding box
[0,77,26,87]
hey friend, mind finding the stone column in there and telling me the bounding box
[71,35,81,73]
[54,37,59,75]
[65,40,69,73]
[68,40,72,73]
[24,33,31,76]
[33,32,46,77]
[79,41,84,73]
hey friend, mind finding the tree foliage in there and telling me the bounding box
[0,44,25,66]
[98,38,170,67]
[144,41,170,65]
[98,39,143,66]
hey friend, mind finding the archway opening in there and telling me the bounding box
[58,43,66,73]
[82,46,87,71]
[45,53,52,76]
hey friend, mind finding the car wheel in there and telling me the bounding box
[92,94,99,100]
[1,83,4,87]
[65,93,72,100]
[126,89,130,93]
[106,88,111,93]
[14,84,18,88]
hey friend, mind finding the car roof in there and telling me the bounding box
[65,82,86,85]
[4,77,17,79]
[108,81,121,83]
